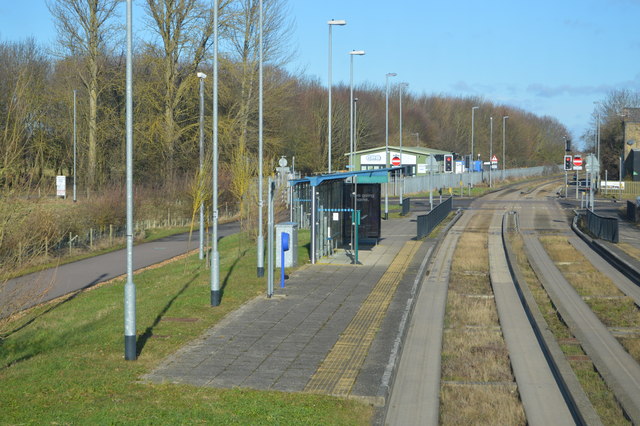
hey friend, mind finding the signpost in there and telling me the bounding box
[56,176,66,198]
[491,155,498,170]
[573,155,583,170]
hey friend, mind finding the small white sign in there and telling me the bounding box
[56,175,66,197]
[417,164,427,174]
[332,212,339,221]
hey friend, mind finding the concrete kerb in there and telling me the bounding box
[374,208,463,424]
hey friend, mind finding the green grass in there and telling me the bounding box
[0,229,372,424]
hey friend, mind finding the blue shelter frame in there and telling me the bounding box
[290,168,394,264]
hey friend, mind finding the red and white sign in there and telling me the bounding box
[391,156,401,166]
[491,155,498,163]
[573,156,583,166]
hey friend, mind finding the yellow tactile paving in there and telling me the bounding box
[304,240,421,396]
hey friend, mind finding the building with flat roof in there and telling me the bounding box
[347,146,453,175]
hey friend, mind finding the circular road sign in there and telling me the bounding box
[573,156,583,167]
[391,156,401,166]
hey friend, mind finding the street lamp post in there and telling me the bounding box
[73,89,77,203]
[489,116,493,188]
[399,82,408,203]
[327,19,347,173]
[124,0,136,361]
[412,132,419,145]
[211,0,220,306]
[384,72,397,220]
[197,72,207,260]
[354,97,359,154]
[471,106,479,175]
[349,50,365,171]
[502,115,509,180]
[257,0,264,277]
[594,101,601,189]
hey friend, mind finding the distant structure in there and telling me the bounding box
[622,108,640,181]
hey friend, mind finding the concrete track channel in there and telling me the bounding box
[384,178,640,425]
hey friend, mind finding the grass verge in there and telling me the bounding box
[0,229,372,424]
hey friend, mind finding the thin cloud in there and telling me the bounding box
[527,74,640,98]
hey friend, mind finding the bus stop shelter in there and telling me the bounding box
[290,168,396,264]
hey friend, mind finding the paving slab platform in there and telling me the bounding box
[143,210,436,406]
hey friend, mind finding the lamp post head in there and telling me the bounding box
[472,106,479,111]
[349,50,366,55]
[197,72,207,79]
[503,115,509,120]
[386,72,397,77]
[328,19,347,25]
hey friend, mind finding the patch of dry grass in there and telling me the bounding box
[618,243,640,262]
[442,329,511,382]
[440,211,522,423]
[446,293,498,326]
[540,236,620,297]
[440,385,525,425]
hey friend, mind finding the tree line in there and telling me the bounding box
[0,0,569,202]
[583,89,640,179]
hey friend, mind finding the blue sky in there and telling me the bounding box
[2,0,640,147]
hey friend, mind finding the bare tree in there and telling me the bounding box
[48,0,120,191]
[142,0,230,184]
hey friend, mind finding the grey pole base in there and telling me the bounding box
[124,335,137,360]
[257,267,265,277]
[211,290,221,307]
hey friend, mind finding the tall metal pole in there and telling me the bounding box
[384,72,396,220]
[354,98,358,161]
[471,106,478,175]
[399,82,408,203]
[73,89,77,203]
[349,53,354,171]
[211,0,220,306]
[489,116,493,188]
[124,0,136,361]
[197,73,207,260]
[502,115,509,181]
[596,112,600,188]
[257,0,264,277]
[327,20,346,173]
[349,50,365,171]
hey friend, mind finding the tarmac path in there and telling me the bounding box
[0,221,240,318]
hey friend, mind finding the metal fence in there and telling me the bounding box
[585,210,619,243]
[389,165,557,196]
[600,181,640,198]
[416,196,453,239]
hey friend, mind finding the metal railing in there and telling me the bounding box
[417,196,452,239]
[584,210,619,243]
